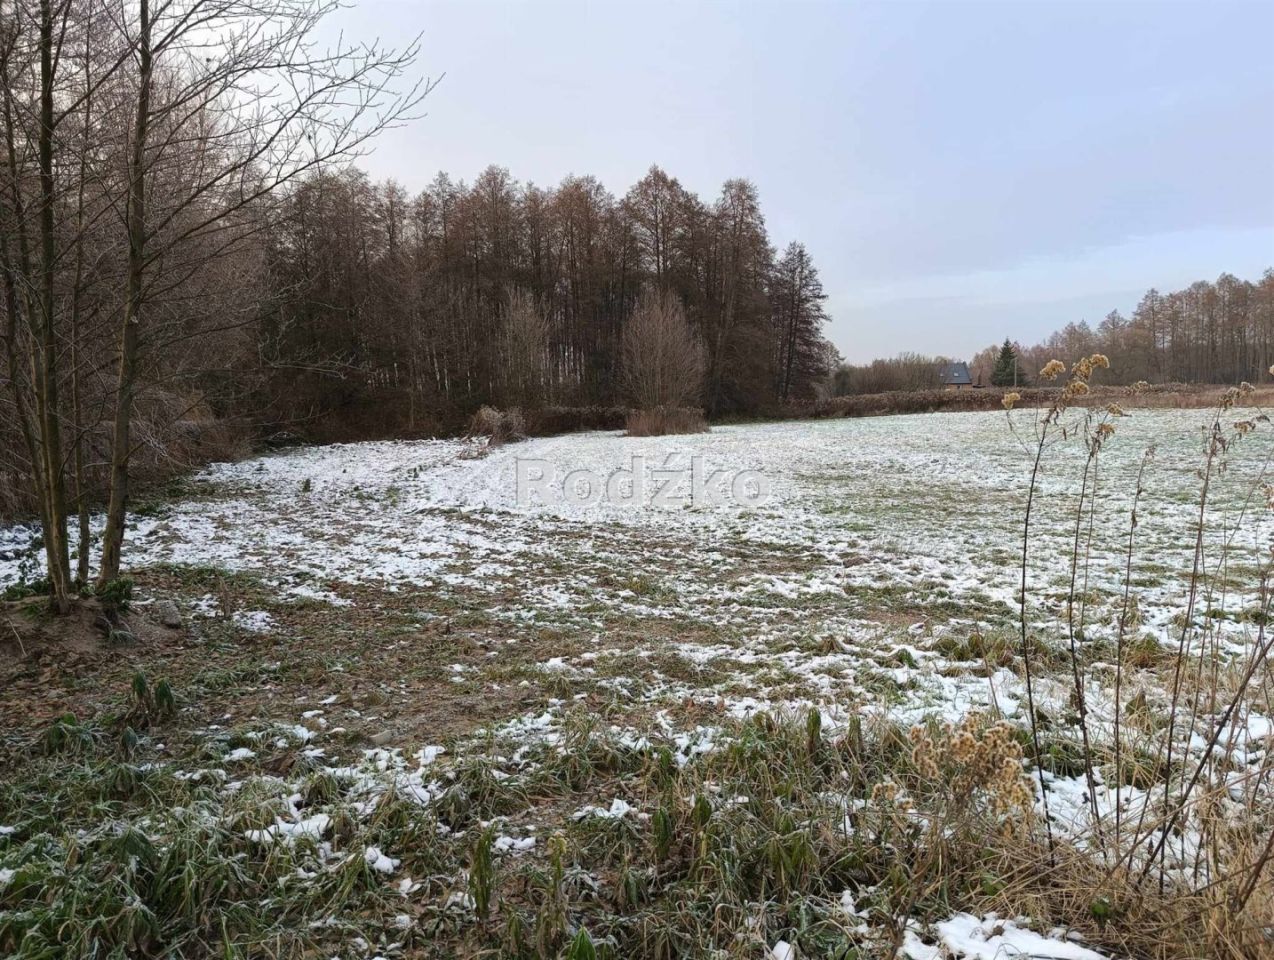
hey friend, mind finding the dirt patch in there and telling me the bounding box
[0,595,177,662]
[0,595,192,761]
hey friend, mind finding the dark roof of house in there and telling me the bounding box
[939,361,973,385]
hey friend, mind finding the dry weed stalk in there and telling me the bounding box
[1009,358,1274,951]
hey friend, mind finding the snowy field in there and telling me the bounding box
[8,406,1266,727]
[2,407,1271,959]
[12,407,1267,637]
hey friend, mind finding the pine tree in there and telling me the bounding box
[991,339,1019,387]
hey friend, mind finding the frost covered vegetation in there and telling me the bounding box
[1,367,1273,958]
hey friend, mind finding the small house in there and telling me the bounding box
[939,361,973,390]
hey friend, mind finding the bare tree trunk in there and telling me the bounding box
[98,0,150,587]
[36,0,72,611]
[70,303,90,585]
[0,23,50,574]
[70,2,93,585]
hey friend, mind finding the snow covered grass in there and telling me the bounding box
[0,684,1151,959]
[0,680,1256,959]
[2,386,1273,957]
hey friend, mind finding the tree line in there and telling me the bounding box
[830,269,1274,395]
[258,164,835,435]
[829,353,943,396]
[971,269,1274,387]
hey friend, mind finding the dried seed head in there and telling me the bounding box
[1002,391,1021,410]
[1063,380,1090,398]
[1039,359,1066,381]
[870,780,901,805]
[548,831,567,861]
[950,730,978,763]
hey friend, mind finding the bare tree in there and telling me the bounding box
[0,0,121,610]
[0,0,430,608]
[621,288,705,411]
[96,0,432,585]
[500,286,548,408]
[771,241,831,402]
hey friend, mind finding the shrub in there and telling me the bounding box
[467,406,527,446]
[96,577,135,612]
[1,577,51,602]
[625,407,708,437]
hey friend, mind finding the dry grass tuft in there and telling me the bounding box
[467,405,527,446]
[624,407,708,437]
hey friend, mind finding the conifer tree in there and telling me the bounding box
[991,339,1020,387]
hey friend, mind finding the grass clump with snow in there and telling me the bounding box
[0,686,1256,960]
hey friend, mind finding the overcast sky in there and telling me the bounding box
[325,0,1274,363]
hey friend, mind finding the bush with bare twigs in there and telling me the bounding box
[621,290,708,436]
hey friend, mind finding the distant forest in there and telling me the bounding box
[833,268,1274,394]
[264,165,836,433]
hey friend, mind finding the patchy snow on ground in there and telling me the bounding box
[2,408,1270,914]
[904,912,1109,960]
[5,412,1271,730]
[4,411,1268,647]
[363,846,401,874]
